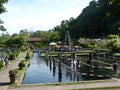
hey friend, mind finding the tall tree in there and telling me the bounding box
[108,0,120,20]
[0,0,8,31]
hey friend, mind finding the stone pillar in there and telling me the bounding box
[58,62,62,82]
[53,59,56,76]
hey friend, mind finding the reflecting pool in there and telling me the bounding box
[22,52,83,84]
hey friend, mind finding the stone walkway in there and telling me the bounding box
[0,52,120,90]
[7,79,120,90]
[0,52,27,90]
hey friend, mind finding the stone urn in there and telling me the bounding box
[9,69,18,83]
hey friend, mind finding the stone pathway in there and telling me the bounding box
[0,52,26,90]
[7,79,120,90]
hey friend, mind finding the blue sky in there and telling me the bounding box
[1,0,92,35]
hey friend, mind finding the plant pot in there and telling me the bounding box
[9,75,18,83]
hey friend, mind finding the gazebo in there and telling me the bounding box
[49,42,57,46]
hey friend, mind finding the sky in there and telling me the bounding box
[0,0,92,35]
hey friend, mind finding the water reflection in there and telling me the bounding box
[22,52,83,84]
[22,51,114,85]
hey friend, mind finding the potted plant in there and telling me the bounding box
[25,52,30,59]
[9,69,18,83]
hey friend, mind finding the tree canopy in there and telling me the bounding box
[0,0,8,31]
[108,0,120,20]
[51,0,120,40]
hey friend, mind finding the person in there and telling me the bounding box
[4,56,9,68]
[87,52,92,64]
[1,56,5,65]
[112,60,118,75]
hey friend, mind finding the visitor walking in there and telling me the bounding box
[1,56,5,65]
[112,60,118,75]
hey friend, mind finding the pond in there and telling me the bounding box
[22,52,84,84]
[22,52,114,85]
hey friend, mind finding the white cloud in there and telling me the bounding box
[1,0,91,35]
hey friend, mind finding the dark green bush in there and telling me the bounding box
[18,60,25,69]
[25,52,30,59]
[9,69,18,76]
[107,34,118,39]
[0,61,4,69]
[15,53,19,58]
[9,54,16,60]
[21,46,26,52]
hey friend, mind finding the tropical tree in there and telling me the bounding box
[19,29,29,36]
[108,0,120,20]
[107,37,120,52]
[0,32,10,47]
[0,0,8,31]
[6,35,26,48]
[50,31,60,42]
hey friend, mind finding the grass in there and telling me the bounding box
[113,53,120,57]
[72,86,120,90]
[41,52,90,57]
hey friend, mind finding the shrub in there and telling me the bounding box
[107,34,118,39]
[18,60,25,69]
[0,61,4,69]
[9,69,18,76]
[9,54,16,60]
[25,52,30,59]
[9,69,18,83]
[15,53,19,58]
[107,38,120,52]
[21,46,26,52]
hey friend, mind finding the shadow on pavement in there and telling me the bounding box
[0,82,9,86]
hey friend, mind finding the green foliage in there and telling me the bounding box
[18,60,25,69]
[34,42,42,48]
[108,0,120,20]
[0,32,10,46]
[80,41,97,49]
[95,39,110,49]
[0,25,6,31]
[9,69,18,76]
[0,0,8,14]
[107,38,120,52]
[114,53,120,57]
[0,0,8,31]
[51,18,75,41]
[25,52,30,59]
[0,61,4,69]
[6,35,26,48]
[19,29,29,36]
[78,38,97,48]
[50,0,119,39]
[21,46,26,52]
[107,34,118,39]
[9,54,16,60]
[32,31,51,44]
[50,31,60,42]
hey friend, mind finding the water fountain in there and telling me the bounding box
[21,31,117,85]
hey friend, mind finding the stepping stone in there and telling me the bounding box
[89,74,95,77]
[104,67,112,70]
[97,75,104,78]
[81,73,87,76]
